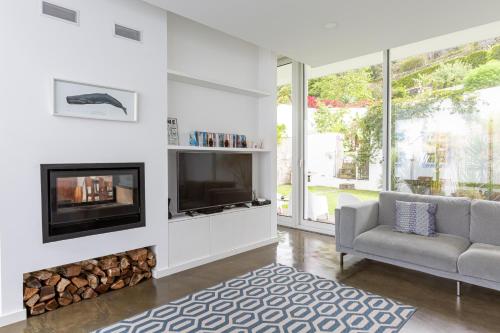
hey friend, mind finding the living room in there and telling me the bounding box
[1,0,500,332]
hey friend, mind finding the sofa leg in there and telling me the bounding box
[456,281,461,297]
[340,253,345,269]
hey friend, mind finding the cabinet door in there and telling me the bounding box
[169,217,210,267]
[234,207,271,247]
[210,213,236,255]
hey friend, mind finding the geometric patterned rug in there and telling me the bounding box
[94,263,416,333]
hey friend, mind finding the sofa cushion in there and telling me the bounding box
[458,243,500,283]
[394,200,437,236]
[354,225,470,272]
[378,191,471,239]
[470,200,500,246]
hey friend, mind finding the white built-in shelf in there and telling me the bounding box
[167,69,271,97]
[168,145,271,153]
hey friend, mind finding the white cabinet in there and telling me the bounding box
[210,213,237,255]
[168,216,210,267]
[165,206,274,275]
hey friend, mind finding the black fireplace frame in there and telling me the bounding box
[41,163,145,243]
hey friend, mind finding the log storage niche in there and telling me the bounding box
[23,247,156,316]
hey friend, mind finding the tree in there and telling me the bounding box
[308,69,373,103]
[464,60,500,91]
[277,84,291,104]
[313,102,347,134]
[277,124,287,145]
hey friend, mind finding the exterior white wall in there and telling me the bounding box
[0,0,168,323]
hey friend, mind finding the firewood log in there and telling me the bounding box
[71,276,88,289]
[45,299,59,311]
[66,284,78,295]
[59,264,81,278]
[110,279,125,290]
[23,287,39,301]
[56,278,71,293]
[39,286,56,302]
[30,302,46,315]
[107,267,121,277]
[32,270,53,281]
[82,288,98,299]
[45,274,61,286]
[25,294,40,308]
[25,276,42,289]
[127,249,147,261]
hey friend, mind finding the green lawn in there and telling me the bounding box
[277,184,379,214]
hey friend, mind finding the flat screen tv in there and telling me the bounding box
[177,152,253,212]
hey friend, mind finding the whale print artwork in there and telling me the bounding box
[53,79,137,122]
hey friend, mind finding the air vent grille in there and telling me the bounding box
[115,24,141,42]
[42,1,78,23]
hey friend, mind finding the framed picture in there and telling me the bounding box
[53,78,137,122]
[167,117,179,145]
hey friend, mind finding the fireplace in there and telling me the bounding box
[41,163,145,243]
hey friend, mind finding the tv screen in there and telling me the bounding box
[177,152,252,212]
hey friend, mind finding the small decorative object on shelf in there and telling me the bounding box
[189,131,251,149]
[189,132,198,146]
[167,117,179,145]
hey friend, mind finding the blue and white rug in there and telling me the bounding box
[95,263,415,333]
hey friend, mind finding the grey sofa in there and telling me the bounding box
[335,191,500,295]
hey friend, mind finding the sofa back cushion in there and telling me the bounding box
[379,191,471,239]
[470,200,500,246]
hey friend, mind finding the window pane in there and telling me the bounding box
[391,33,500,201]
[304,54,383,224]
[277,63,293,216]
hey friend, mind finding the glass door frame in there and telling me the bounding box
[277,52,392,236]
[277,60,302,228]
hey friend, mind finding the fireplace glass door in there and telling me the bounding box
[41,163,145,242]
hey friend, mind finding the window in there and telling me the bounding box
[391,35,500,201]
[277,23,500,234]
[277,63,293,217]
[303,54,383,224]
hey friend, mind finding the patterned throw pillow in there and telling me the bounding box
[394,200,437,237]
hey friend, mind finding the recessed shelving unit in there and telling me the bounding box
[167,145,271,153]
[167,69,271,97]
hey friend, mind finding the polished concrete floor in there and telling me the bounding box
[3,226,500,333]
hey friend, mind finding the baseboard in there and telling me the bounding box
[0,309,26,327]
[153,237,279,279]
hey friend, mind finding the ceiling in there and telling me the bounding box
[144,0,500,67]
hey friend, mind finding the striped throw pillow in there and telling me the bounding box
[394,200,437,237]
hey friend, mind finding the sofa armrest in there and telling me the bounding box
[336,201,379,251]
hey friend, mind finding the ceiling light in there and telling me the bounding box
[324,22,338,30]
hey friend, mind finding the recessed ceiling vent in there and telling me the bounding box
[42,1,78,24]
[115,24,142,42]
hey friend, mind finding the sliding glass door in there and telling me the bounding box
[302,54,384,227]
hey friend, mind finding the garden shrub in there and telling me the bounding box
[393,64,439,89]
[398,56,425,73]
[464,60,500,91]
[490,45,500,61]
[463,50,489,68]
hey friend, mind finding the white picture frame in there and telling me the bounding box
[52,78,138,122]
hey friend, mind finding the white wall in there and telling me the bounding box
[0,1,277,325]
[0,0,168,321]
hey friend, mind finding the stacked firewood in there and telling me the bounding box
[23,248,155,316]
